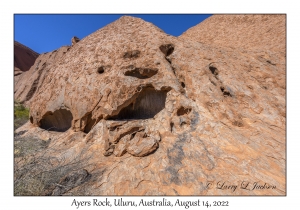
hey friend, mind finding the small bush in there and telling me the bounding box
[14,102,29,130]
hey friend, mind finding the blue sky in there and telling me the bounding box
[14,14,212,54]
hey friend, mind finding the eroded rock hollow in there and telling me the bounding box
[108,86,169,120]
[39,109,73,132]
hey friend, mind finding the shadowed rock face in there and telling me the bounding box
[14,41,39,85]
[15,15,286,196]
[14,41,39,72]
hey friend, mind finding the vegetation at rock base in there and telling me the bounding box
[14,134,92,196]
[14,101,29,130]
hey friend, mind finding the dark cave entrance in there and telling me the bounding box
[108,87,170,120]
[39,109,73,132]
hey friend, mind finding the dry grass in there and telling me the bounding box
[14,134,93,196]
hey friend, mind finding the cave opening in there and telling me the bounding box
[108,87,170,120]
[39,109,73,132]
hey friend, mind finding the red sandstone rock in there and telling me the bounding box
[15,15,286,196]
[14,41,39,84]
[14,46,70,105]
[180,15,286,56]
[14,41,39,72]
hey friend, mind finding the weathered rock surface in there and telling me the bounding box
[14,41,39,84]
[180,15,286,54]
[15,15,286,195]
[14,46,70,106]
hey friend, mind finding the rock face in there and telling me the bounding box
[14,41,39,72]
[15,15,286,195]
[180,14,286,54]
[14,41,39,84]
[14,46,70,105]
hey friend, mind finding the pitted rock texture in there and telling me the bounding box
[180,14,286,54]
[15,15,286,195]
[14,46,70,105]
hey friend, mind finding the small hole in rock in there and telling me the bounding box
[209,66,218,75]
[181,82,186,88]
[30,116,33,124]
[170,122,174,132]
[224,91,232,97]
[177,106,191,116]
[97,67,104,74]
[131,132,137,139]
[159,44,174,57]
[220,86,232,97]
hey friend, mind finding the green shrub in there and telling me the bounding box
[14,103,29,118]
[14,102,30,130]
